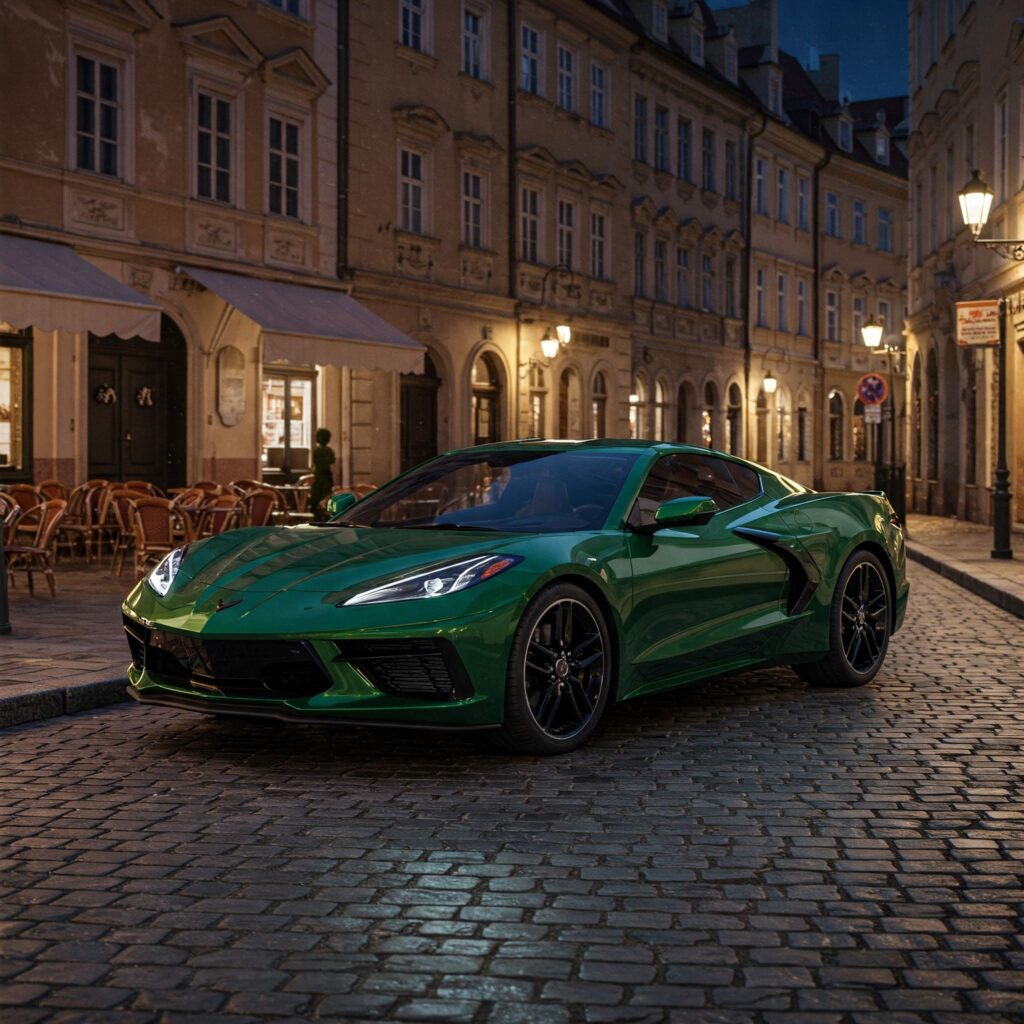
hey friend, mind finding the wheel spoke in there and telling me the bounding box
[563,683,584,722]
[577,649,604,670]
[572,677,594,712]
[525,658,551,675]
[858,566,869,603]
[571,633,599,660]
[533,685,556,722]
[540,690,562,731]
[530,640,557,662]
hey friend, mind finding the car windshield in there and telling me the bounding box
[341,448,639,532]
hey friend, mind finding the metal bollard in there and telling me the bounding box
[0,510,10,634]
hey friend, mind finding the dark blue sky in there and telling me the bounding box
[707,0,909,101]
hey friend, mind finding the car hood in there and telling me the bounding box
[180,525,520,596]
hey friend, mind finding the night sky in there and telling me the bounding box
[707,0,909,102]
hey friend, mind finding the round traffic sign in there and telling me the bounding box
[856,373,889,405]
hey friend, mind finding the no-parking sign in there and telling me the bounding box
[856,373,889,405]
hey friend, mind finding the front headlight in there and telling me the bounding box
[147,546,187,597]
[342,554,522,606]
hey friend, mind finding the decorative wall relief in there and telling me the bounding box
[94,383,117,404]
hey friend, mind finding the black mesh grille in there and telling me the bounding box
[123,615,332,698]
[334,638,473,702]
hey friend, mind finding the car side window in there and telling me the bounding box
[629,452,761,528]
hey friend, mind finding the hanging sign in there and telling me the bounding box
[956,300,1000,347]
[856,373,888,406]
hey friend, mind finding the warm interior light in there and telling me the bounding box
[957,169,994,238]
[763,373,778,395]
[861,316,884,349]
[628,393,640,405]
[555,323,571,345]
[540,333,560,360]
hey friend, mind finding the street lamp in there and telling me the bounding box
[861,315,904,521]
[762,373,778,395]
[539,329,561,361]
[956,169,1023,559]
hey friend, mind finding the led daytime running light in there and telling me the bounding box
[342,554,522,606]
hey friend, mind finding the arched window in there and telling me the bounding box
[755,389,768,464]
[828,389,845,461]
[727,383,742,455]
[702,382,717,448]
[630,376,647,439]
[853,398,867,462]
[797,397,809,462]
[776,392,789,462]
[926,351,939,479]
[471,352,503,445]
[911,353,922,476]
[677,381,689,442]
[528,362,546,437]
[653,378,669,440]
[591,372,607,438]
[964,352,977,485]
[558,367,582,438]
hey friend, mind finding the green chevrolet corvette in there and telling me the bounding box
[123,440,908,754]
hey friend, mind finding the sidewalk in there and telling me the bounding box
[905,512,1024,620]
[0,566,132,728]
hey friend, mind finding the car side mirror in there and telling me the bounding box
[326,492,357,519]
[653,495,719,529]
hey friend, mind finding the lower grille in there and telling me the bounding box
[334,638,473,702]
[123,615,332,698]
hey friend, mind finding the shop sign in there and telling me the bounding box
[856,373,888,405]
[863,404,883,424]
[955,300,1001,347]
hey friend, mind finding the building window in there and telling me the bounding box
[653,379,668,440]
[878,208,892,251]
[777,396,788,461]
[853,399,868,462]
[654,106,670,172]
[633,96,647,162]
[797,279,807,335]
[590,63,607,128]
[75,54,120,177]
[701,254,714,311]
[839,120,852,151]
[755,158,767,214]
[675,247,689,307]
[268,115,300,219]
[557,199,575,268]
[556,45,575,110]
[852,200,866,244]
[461,170,483,247]
[677,118,691,181]
[852,295,864,339]
[654,239,667,300]
[797,404,808,462]
[691,31,703,63]
[264,0,303,14]
[591,371,607,438]
[797,176,809,230]
[777,168,789,223]
[878,300,891,333]
[724,140,737,200]
[0,330,30,478]
[756,390,768,464]
[634,232,645,297]
[702,382,716,448]
[875,133,889,164]
[826,290,839,341]
[996,94,1008,201]
[399,147,425,233]
[829,389,844,460]
[559,368,582,438]
[825,192,839,237]
[755,268,766,326]
[964,353,977,485]
[725,257,736,318]
[472,352,503,445]
[462,6,484,79]
[197,91,232,203]
[400,0,426,51]
[769,77,781,115]
[776,274,787,332]
[520,24,540,94]
[590,211,606,279]
[727,383,742,455]
[528,363,546,437]
[520,186,539,262]
[262,371,315,474]
[630,376,647,439]
[652,0,668,39]
[701,129,715,191]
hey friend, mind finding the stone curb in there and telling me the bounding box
[0,676,130,730]
[906,540,1024,621]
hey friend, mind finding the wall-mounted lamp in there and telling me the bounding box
[628,393,640,405]
[762,373,778,395]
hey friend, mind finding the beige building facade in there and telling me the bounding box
[906,0,1024,524]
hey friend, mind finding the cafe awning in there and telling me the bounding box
[178,265,425,374]
[0,234,161,340]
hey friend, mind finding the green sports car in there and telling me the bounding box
[123,440,908,754]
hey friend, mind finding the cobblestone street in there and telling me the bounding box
[2,560,1024,1024]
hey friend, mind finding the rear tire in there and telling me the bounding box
[792,549,892,689]
[491,583,611,755]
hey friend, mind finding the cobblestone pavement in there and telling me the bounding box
[2,561,1024,1024]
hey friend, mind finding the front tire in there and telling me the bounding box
[793,549,892,688]
[492,583,612,755]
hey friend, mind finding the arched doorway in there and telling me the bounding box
[558,367,582,438]
[590,372,607,438]
[400,352,440,471]
[471,351,503,445]
[87,314,186,490]
[726,383,742,454]
[702,382,717,449]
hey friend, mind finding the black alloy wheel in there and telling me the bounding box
[493,583,612,754]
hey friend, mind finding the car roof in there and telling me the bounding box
[442,438,739,457]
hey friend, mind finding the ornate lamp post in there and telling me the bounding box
[861,315,904,520]
[956,169,1022,559]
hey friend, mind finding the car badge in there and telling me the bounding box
[215,597,242,613]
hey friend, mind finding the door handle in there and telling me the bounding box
[124,432,132,444]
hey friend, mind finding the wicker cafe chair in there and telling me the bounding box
[131,497,193,577]
[228,479,262,496]
[90,483,120,562]
[5,499,67,597]
[1,499,24,546]
[108,488,148,576]
[124,480,165,497]
[196,494,242,537]
[55,483,92,561]
[37,479,70,502]
[6,483,39,543]
[240,488,277,528]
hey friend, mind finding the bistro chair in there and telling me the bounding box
[55,483,93,561]
[124,480,165,497]
[37,479,70,502]
[196,494,242,537]
[228,478,262,496]
[5,499,67,597]
[131,497,193,577]
[191,480,222,495]
[6,483,39,511]
[240,488,278,528]
[1,501,24,547]
[108,488,149,576]
[89,484,120,561]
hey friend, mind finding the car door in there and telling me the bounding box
[624,452,790,692]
